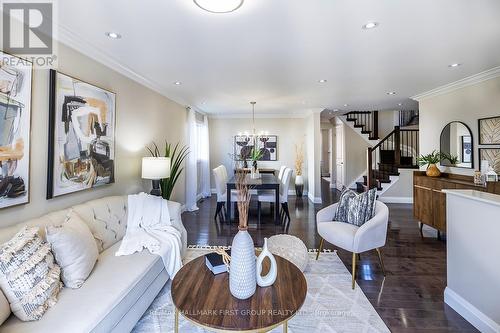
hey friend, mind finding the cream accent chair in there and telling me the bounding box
[257,168,293,225]
[316,201,389,289]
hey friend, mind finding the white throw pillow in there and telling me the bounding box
[46,210,98,289]
[0,226,62,321]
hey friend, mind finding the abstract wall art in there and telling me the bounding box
[234,135,277,161]
[479,148,500,174]
[479,116,500,145]
[47,70,116,198]
[0,52,32,209]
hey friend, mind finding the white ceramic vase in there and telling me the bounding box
[229,229,256,299]
[295,175,304,185]
[256,238,277,287]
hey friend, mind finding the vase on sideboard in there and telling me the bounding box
[426,164,441,177]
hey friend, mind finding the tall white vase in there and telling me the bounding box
[229,229,256,299]
[256,238,277,287]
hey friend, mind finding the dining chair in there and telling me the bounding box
[212,165,237,221]
[277,165,287,180]
[315,200,389,289]
[257,168,293,224]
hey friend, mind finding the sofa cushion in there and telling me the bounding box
[72,196,128,253]
[0,227,62,321]
[0,287,11,325]
[0,241,165,333]
[46,211,99,289]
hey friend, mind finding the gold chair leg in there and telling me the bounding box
[174,307,179,333]
[376,248,386,276]
[283,320,288,333]
[316,238,324,260]
[352,252,357,289]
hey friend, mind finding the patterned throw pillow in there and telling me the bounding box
[334,188,377,226]
[0,226,62,321]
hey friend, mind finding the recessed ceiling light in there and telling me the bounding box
[386,91,396,95]
[333,109,339,112]
[362,22,379,30]
[174,81,182,85]
[398,103,403,106]
[344,104,349,107]
[105,32,122,39]
[193,0,244,13]
[448,63,462,68]
[318,79,327,83]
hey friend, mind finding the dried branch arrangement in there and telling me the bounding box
[235,170,252,230]
[295,142,304,176]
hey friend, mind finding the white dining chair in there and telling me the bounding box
[315,200,389,289]
[277,165,287,180]
[257,168,293,224]
[212,165,238,221]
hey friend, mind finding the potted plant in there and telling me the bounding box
[146,141,189,200]
[294,143,304,196]
[417,150,442,177]
[249,147,263,172]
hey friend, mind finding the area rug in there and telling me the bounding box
[133,247,390,333]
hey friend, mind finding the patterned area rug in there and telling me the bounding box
[133,247,389,333]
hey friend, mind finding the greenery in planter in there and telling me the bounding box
[416,150,442,168]
[146,141,189,200]
[250,147,263,169]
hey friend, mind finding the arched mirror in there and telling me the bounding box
[440,121,473,169]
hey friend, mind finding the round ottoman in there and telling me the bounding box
[267,234,309,272]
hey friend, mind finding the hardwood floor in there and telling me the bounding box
[182,181,478,332]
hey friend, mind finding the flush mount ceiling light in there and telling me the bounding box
[362,22,379,29]
[448,63,462,68]
[105,32,121,39]
[174,81,182,85]
[318,79,327,83]
[386,91,397,95]
[193,0,244,13]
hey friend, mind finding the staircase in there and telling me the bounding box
[339,111,419,194]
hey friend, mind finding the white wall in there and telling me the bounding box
[0,43,187,227]
[208,117,308,190]
[419,75,500,176]
[378,110,399,138]
[343,120,370,188]
[379,169,414,203]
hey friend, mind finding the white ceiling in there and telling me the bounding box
[58,0,500,116]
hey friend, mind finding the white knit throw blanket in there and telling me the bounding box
[115,193,183,278]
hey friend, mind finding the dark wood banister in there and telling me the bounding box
[367,126,401,190]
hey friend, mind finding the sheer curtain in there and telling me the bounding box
[185,108,211,211]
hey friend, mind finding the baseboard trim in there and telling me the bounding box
[444,287,500,333]
[378,196,413,204]
[307,192,322,204]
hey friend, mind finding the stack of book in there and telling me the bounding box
[205,251,230,275]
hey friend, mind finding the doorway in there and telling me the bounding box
[335,123,345,190]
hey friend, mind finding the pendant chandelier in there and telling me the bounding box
[237,101,269,139]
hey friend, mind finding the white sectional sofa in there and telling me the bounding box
[0,195,187,333]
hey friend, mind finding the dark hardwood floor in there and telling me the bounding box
[182,180,478,333]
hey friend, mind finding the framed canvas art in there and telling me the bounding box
[47,70,116,199]
[479,148,500,174]
[478,116,500,145]
[234,135,278,161]
[0,51,33,209]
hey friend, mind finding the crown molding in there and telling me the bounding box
[411,66,500,102]
[208,111,312,119]
[56,23,188,107]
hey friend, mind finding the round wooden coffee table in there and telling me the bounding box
[171,254,307,333]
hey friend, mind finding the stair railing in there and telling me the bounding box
[366,126,419,190]
[345,111,379,139]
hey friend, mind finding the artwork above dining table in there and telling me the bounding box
[234,135,277,161]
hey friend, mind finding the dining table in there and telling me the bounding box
[226,173,280,224]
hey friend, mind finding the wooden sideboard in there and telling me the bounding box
[413,171,500,239]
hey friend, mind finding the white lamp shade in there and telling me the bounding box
[142,157,171,179]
